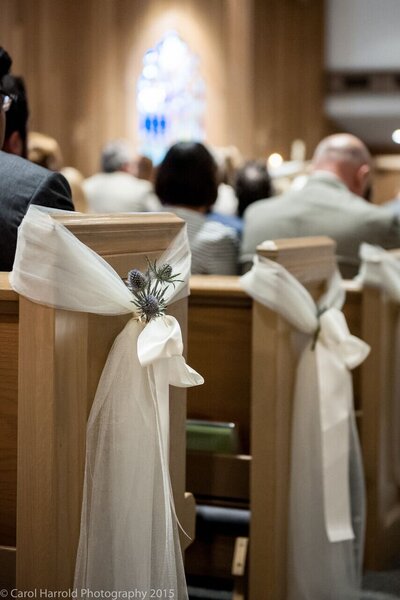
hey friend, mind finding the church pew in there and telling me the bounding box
[251,241,400,596]
[0,212,195,589]
[186,238,336,586]
[186,261,339,584]
[185,278,251,583]
[187,275,251,509]
[359,264,400,569]
[0,274,18,586]
[186,257,347,494]
[186,241,400,596]
[249,237,337,600]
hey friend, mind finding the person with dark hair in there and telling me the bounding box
[235,161,274,218]
[155,142,239,274]
[208,160,274,236]
[1,74,29,158]
[0,46,74,271]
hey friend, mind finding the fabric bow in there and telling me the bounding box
[138,315,204,462]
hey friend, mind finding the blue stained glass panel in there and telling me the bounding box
[137,31,206,165]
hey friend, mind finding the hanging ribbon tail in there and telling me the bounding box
[137,314,203,551]
[74,318,189,597]
[316,308,370,543]
[137,315,204,387]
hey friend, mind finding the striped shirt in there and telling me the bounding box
[167,207,239,275]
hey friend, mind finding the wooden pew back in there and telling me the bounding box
[188,276,252,453]
[187,276,251,507]
[360,279,400,568]
[186,239,400,597]
[0,274,18,584]
[249,237,335,600]
[0,212,195,590]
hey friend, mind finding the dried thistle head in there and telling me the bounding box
[147,259,183,287]
[132,293,164,322]
[127,269,147,291]
[125,257,182,323]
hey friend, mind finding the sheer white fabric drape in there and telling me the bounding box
[10,206,203,598]
[359,243,400,489]
[241,255,370,600]
[359,243,400,301]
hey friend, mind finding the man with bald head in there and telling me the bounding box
[241,134,400,277]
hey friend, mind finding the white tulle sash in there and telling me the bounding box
[359,243,400,300]
[10,206,204,598]
[359,243,400,489]
[241,255,370,599]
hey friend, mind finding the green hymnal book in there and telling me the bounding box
[186,419,239,454]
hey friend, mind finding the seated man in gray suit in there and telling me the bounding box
[241,134,400,278]
[0,47,74,271]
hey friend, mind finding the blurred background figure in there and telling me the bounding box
[28,131,63,171]
[207,160,274,237]
[83,139,161,213]
[1,74,29,158]
[241,133,400,277]
[133,154,154,182]
[235,160,274,218]
[211,145,243,217]
[60,166,87,213]
[29,131,87,212]
[0,46,73,271]
[155,141,239,275]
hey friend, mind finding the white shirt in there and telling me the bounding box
[83,171,161,213]
[212,183,239,216]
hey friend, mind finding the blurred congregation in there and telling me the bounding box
[2,0,400,277]
[3,0,400,599]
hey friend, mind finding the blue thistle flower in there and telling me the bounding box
[126,257,182,322]
[133,293,164,322]
[127,269,147,291]
[147,259,183,287]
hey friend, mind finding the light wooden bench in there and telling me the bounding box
[186,238,400,597]
[0,213,195,589]
[359,258,400,569]
[0,273,18,587]
[187,275,251,507]
[249,237,336,599]
[185,277,251,585]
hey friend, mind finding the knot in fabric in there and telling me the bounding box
[317,307,370,370]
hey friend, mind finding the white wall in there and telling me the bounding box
[326,0,400,70]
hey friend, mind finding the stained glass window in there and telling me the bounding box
[137,31,206,165]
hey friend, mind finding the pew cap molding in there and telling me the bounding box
[53,212,186,260]
[257,236,336,285]
[0,274,18,302]
[53,211,183,231]
[190,275,247,298]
